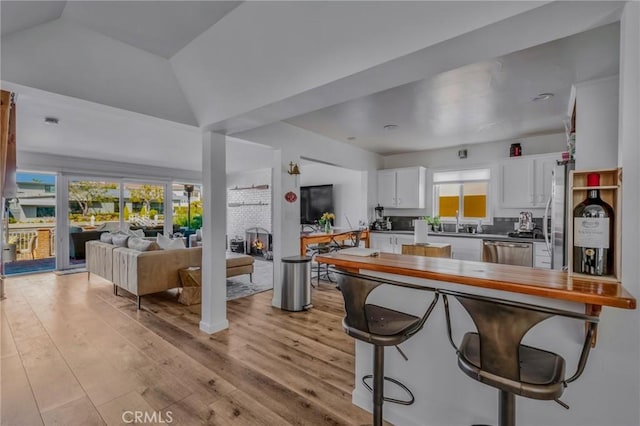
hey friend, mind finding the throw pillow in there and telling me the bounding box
[100,232,113,244]
[156,233,185,250]
[111,234,129,248]
[127,237,160,252]
[129,228,145,238]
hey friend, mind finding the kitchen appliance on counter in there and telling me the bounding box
[482,240,533,267]
[544,160,575,270]
[506,211,541,239]
[518,211,534,232]
[371,204,389,230]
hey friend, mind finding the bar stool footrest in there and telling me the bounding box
[362,374,415,405]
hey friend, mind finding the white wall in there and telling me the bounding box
[300,163,366,229]
[381,133,566,219]
[617,4,640,423]
[18,151,201,183]
[575,76,619,170]
[226,168,272,244]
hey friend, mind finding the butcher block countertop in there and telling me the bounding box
[316,252,636,309]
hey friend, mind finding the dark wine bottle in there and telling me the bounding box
[573,173,614,276]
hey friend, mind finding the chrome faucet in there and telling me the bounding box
[455,210,461,233]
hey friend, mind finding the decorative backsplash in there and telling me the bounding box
[387,216,544,234]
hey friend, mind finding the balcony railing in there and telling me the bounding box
[6,224,55,261]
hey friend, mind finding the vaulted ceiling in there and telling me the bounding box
[0,1,627,168]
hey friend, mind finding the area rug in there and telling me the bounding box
[226,257,273,300]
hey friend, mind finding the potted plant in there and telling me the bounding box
[422,216,442,232]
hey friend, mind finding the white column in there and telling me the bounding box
[200,131,229,334]
[271,149,302,309]
[55,173,69,270]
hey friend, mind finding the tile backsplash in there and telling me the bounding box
[388,216,544,234]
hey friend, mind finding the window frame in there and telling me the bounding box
[431,167,493,224]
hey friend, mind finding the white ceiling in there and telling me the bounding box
[0,1,65,36]
[0,1,625,172]
[285,23,620,155]
[10,84,272,174]
[1,1,241,59]
[60,1,241,59]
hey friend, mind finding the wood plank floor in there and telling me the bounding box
[1,272,374,425]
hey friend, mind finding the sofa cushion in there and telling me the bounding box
[157,233,185,250]
[100,232,114,244]
[226,252,254,268]
[111,234,129,247]
[128,236,160,252]
[129,228,145,238]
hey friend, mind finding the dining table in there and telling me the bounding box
[299,228,370,256]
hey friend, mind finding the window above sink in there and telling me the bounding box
[433,168,491,224]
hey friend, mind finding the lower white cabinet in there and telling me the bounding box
[427,235,482,261]
[370,233,414,254]
[371,233,483,260]
[533,242,551,269]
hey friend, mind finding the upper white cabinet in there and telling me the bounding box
[500,154,560,208]
[377,167,426,208]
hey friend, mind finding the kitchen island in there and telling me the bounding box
[316,252,637,426]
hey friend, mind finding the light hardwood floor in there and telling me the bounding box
[1,272,372,425]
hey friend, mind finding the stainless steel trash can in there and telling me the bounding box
[281,255,312,311]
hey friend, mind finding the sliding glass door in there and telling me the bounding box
[57,175,172,270]
[123,182,165,236]
[3,171,57,275]
[68,178,120,266]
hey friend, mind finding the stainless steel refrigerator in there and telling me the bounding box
[544,160,574,270]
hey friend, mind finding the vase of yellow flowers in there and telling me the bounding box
[318,212,335,233]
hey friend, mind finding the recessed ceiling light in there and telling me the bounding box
[44,117,59,125]
[532,93,554,101]
[347,136,356,141]
[383,124,398,130]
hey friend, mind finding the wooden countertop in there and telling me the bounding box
[316,252,636,309]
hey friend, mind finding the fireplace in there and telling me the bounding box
[245,227,273,257]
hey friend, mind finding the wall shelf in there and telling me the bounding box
[228,202,269,207]
[228,184,269,191]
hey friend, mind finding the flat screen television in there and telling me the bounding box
[300,184,334,224]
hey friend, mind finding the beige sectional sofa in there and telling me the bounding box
[87,240,202,309]
[87,240,255,309]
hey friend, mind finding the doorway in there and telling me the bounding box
[2,171,56,275]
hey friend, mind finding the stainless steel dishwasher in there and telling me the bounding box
[482,240,533,267]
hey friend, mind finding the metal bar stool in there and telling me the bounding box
[441,289,599,426]
[336,270,439,426]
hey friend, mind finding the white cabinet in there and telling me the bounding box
[500,154,560,208]
[377,167,426,208]
[533,242,551,269]
[377,170,397,208]
[370,233,395,253]
[427,235,482,261]
[370,233,415,254]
